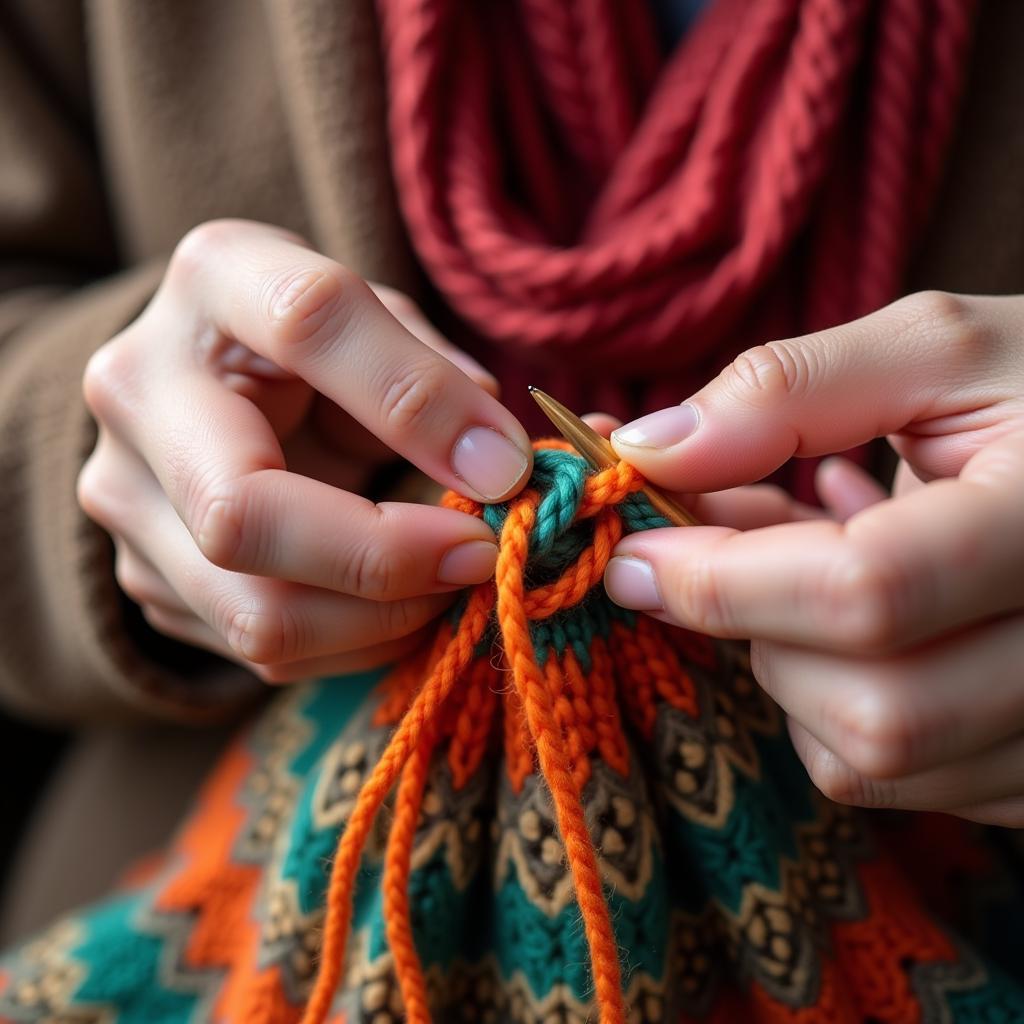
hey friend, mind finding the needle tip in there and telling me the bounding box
[527,384,537,393]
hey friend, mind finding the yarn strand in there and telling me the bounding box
[301,457,654,1021]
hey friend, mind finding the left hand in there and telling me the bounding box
[601,291,1024,826]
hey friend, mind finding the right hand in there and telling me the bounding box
[77,220,533,683]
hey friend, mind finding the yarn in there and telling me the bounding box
[4,443,1024,1023]
[302,445,660,1024]
[375,0,975,376]
[374,0,978,497]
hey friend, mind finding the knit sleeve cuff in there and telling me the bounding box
[0,261,263,726]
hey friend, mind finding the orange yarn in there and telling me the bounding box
[301,584,492,1024]
[300,456,652,1024]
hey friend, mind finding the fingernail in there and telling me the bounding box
[612,403,699,449]
[604,556,663,610]
[451,427,530,501]
[437,540,498,585]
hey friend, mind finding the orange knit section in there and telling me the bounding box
[503,691,535,794]
[382,726,438,1024]
[297,450,971,1023]
[447,656,499,789]
[300,458,651,1023]
[151,742,301,1024]
[301,584,492,1024]
[613,617,699,736]
[829,859,958,1023]
[746,959,860,1024]
[494,493,626,1023]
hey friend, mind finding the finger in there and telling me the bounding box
[113,540,190,614]
[752,613,1024,779]
[815,457,888,521]
[606,432,1024,651]
[141,603,426,682]
[369,283,499,397]
[169,221,532,502]
[159,463,498,598]
[788,718,1024,814]
[97,354,499,596]
[945,797,1024,829]
[609,291,1023,492]
[576,413,822,529]
[581,412,623,438]
[687,485,823,531]
[114,481,455,665]
[249,631,430,684]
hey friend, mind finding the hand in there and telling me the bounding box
[78,220,533,683]
[602,291,1024,826]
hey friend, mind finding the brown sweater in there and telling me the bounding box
[1,0,1023,940]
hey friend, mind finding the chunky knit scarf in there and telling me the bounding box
[377,0,977,491]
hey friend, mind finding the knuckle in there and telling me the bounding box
[822,549,906,652]
[375,597,427,643]
[193,485,247,569]
[170,220,241,281]
[263,262,360,352]
[226,602,302,666]
[896,289,969,332]
[346,538,407,601]
[895,290,988,364]
[803,742,881,807]
[76,454,119,530]
[725,341,816,405]
[379,360,449,436]
[672,556,735,636]
[113,553,147,604]
[827,682,918,779]
[76,456,103,521]
[82,341,134,422]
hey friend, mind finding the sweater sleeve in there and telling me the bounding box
[0,7,261,725]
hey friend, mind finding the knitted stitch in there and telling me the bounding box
[376,0,975,373]
[1,443,1022,1023]
[375,0,978,499]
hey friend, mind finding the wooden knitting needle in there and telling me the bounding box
[528,386,700,527]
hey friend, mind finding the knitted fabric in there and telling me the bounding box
[376,0,977,496]
[2,443,1023,1023]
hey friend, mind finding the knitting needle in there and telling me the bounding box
[528,386,700,527]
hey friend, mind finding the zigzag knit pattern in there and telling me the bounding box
[1,443,1023,1023]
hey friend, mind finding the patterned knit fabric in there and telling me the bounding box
[1,445,1022,1022]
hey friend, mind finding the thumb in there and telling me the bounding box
[610,292,996,492]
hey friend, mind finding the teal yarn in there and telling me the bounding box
[477,448,671,663]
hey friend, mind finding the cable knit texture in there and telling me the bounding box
[375,0,976,498]
[1,445,1022,1021]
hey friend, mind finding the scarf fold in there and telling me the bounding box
[375,0,977,474]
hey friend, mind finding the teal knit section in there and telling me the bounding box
[487,852,670,1002]
[71,892,199,1023]
[667,728,818,916]
[945,964,1024,1024]
[478,449,671,665]
[281,672,384,917]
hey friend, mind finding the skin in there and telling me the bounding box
[77,219,533,684]
[603,290,1024,827]
[80,227,1024,824]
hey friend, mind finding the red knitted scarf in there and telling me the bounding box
[376,0,976,488]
